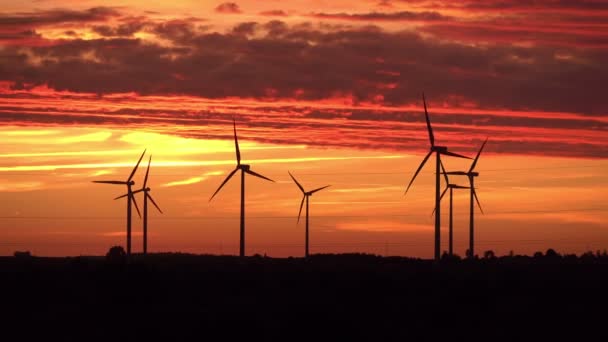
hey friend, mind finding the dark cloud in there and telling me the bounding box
[1,15,607,115]
[151,19,205,44]
[384,0,608,12]
[0,98,606,158]
[259,10,289,17]
[215,2,242,14]
[0,21,608,114]
[91,17,150,37]
[454,0,608,11]
[232,22,258,36]
[0,29,41,41]
[0,7,120,31]
[263,20,289,37]
[310,11,449,21]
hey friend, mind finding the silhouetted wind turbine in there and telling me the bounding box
[209,119,274,257]
[115,155,162,255]
[444,138,487,258]
[288,171,330,258]
[432,161,469,256]
[93,149,146,256]
[405,93,471,261]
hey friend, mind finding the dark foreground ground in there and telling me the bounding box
[1,252,607,341]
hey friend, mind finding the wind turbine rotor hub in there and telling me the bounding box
[129,181,135,186]
[240,164,251,171]
[470,172,479,177]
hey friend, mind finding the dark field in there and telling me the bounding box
[1,252,607,340]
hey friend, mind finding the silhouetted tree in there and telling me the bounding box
[106,245,126,264]
[483,250,496,259]
[581,251,595,261]
[533,251,544,258]
[545,248,560,259]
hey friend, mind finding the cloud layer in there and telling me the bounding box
[0,4,606,158]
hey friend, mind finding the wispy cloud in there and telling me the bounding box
[101,231,143,237]
[161,171,224,187]
[332,186,403,193]
[0,155,405,172]
[0,180,44,192]
[334,220,430,232]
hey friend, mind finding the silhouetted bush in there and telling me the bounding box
[13,251,31,258]
[483,250,496,259]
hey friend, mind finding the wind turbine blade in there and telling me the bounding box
[131,194,141,219]
[288,171,305,193]
[473,189,484,214]
[114,193,129,200]
[444,171,468,176]
[143,155,151,187]
[439,187,448,202]
[442,151,471,159]
[469,138,488,172]
[92,180,126,185]
[439,159,449,185]
[233,118,241,165]
[452,185,470,189]
[209,168,239,201]
[147,193,163,214]
[128,149,146,182]
[245,169,274,182]
[422,93,435,147]
[310,185,331,194]
[405,150,433,195]
[297,195,305,223]
[430,187,449,217]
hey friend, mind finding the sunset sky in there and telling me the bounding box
[0,0,607,258]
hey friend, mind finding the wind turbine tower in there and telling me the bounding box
[93,149,146,256]
[210,119,274,257]
[405,94,470,261]
[115,155,163,255]
[288,171,330,258]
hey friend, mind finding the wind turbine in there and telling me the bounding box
[405,93,470,261]
[288,171,330,258]
[115,155,163,255]
[444,138,487,259]
[209,119,275,257]
[432,161,469,256]
[93,149,146,256]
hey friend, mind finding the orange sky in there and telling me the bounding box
[0,1,607,257]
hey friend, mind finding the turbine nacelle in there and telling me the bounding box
[432,146,448,153]
[469,172,479,177]
[240,164,251,171]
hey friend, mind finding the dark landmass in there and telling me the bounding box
[1,250,607,340]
